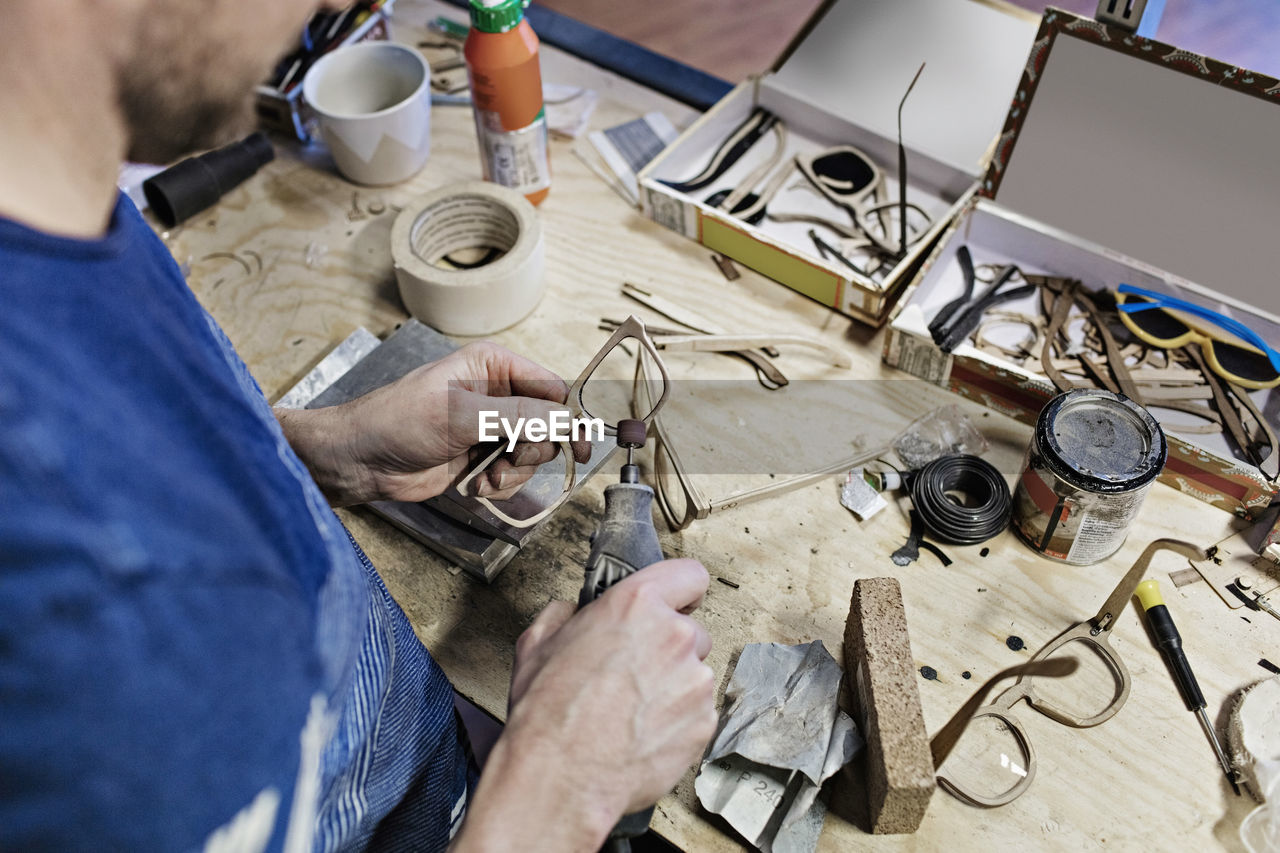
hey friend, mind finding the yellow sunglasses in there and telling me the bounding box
[1115,284,1280,390]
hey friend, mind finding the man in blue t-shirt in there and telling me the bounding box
[0,2,717,851]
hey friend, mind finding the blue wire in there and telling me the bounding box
[1117,283,1280,372]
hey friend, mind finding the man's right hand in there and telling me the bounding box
[451,559,718,852]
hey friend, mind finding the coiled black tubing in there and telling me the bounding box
[908,454,1011,545]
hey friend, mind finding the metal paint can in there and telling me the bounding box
[1012,389,1166,565]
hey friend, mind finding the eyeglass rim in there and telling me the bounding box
[794,149,938,259]
[934,625,1127,808]
[935,708,1037,808]
[940,539,1207,808]
[648,412,706,531]
[1019,626,1132,728]
[456,315,673,529]
[454,441,577,529]
[569,315,672,432]
[1116,292,1280,390]
[795,148,884,210]
[631,356,705,531]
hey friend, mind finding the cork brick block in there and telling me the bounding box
[843,577,935,834]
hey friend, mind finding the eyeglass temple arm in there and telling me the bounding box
[1118,283,1280,371]
[653,334,852,369]
[1088,539,1206,634]
[702,445,891,514]
[897,62,925,259]
[929,658,1078,770]
[661,108,776,194]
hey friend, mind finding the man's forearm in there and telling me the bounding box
[451,725,622,853]
[274,406,373,507]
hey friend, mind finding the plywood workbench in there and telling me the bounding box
[159,1,1277,848]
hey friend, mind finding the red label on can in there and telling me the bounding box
[1021,466,1068,521]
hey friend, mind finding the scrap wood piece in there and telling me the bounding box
[843,577,935,833]
[1129,366,1205,383]
[1136,385,1213,401]
[712,252,740,281]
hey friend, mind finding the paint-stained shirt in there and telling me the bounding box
[0,194,468,852]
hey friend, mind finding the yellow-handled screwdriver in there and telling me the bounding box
[1135,580,1240,795]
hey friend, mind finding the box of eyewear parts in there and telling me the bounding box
[635,0,1038,326]
[255,0,396,142]
[884,7,1280,518]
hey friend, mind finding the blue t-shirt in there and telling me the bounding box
[0,195,469,851]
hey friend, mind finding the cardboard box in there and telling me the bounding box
[885,8,1280,518]
[255,2,396,141]
[636,0,1037,326]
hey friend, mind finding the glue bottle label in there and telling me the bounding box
[473,107,551,194]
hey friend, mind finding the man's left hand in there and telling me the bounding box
[277,341,592,507]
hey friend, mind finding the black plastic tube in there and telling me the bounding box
[908,454,1012,546]
[142,132,274,227]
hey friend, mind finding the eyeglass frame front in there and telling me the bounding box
[455,315,672,528]
[935,538,1207,808]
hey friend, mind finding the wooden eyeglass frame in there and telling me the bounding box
[454,315,672,528]
[934,539,1206,808]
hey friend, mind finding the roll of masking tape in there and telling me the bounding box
[391,181,545,336]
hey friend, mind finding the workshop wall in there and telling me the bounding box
[537,0,1280,86]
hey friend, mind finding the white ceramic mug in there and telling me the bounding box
[303,41,431,185]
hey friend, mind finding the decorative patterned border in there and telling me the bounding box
[947,356,1276,519]
[979,7,1280,198]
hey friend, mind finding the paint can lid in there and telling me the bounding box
[1036,389,1167,493]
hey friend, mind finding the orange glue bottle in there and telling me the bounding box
[464,0,551,205]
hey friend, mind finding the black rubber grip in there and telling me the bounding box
[1146,604,1206,712]
[143,132,274,227]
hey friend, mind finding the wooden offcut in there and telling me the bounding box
[844,577,935,834]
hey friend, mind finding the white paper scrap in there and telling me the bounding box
[840,468,887,521]
[117,162,164,211]
[588,112,678,204]
[544,83,598,139]
[696,756,827,853]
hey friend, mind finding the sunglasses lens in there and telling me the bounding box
[1121,294,1280,386]
[1120,296,1191,343]
[1211,340,1279,385]
[811,150,876,195]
